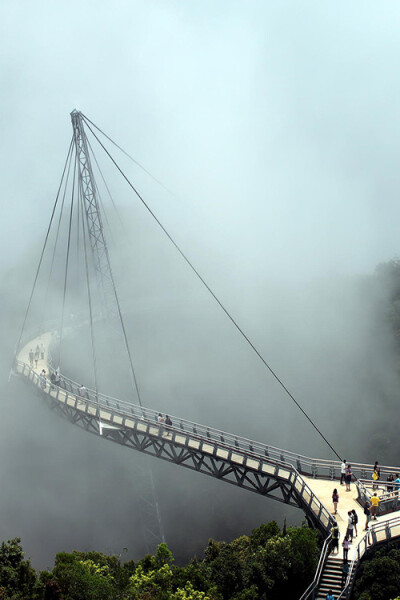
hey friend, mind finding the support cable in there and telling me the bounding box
[86,135,125,232]
[59,149,77,367]
[71,112,142,408]
[15,137,74,357]
[76,176,80,291]
[79,188,100,416]
[102,239,144,408]
[42,144,74,325]
[81,113,175,196]
[83,119,342,461]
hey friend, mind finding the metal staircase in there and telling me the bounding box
[316,556,344,599]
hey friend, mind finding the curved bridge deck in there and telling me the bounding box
[14,330,400,598]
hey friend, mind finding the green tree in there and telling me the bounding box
[352,548,400,600]
[0,537,38,599]
[50,551,120,600]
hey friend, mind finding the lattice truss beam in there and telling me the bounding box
[40,389,327,534]
[71,110,116,319]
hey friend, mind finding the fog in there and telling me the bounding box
[1,0,400,570]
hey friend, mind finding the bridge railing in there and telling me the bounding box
[17,327,400,487]
[298,533,332,600]
[45,359,400,483]
[356,479,400,515]
[15,356,335,534]
[48,360,340,475]
[338,515,400,599]
[20,324,400,488]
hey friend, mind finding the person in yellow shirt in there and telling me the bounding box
[370,493,380,520]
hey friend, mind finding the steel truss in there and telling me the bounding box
[71,110,116,319]
[31,382,331,536]
[70,110,165,551]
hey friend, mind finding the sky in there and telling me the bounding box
[1,0,400,569]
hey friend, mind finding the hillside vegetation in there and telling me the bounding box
[0,522,319,600]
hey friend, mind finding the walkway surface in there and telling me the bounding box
[304,475,400,556]
[19,332,53,374]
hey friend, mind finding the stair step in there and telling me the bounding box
[319,585,343,593]
[321,576,342,584]
[319,582,343,589]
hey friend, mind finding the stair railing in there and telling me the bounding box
[298,533,332,600]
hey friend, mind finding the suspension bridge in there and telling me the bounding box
[12,111,400,599]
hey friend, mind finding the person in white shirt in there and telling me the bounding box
[340,460,347,485]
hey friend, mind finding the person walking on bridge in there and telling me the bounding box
[165,415,172,436]
[78,385,88,399]
[340,460,347,485]
[342,536,349,561]
[341,561,349,587]
[39,371,46,390]
[29,349,34,367]
[345,465,352,491]
[34,346,39,368]
[40,343,45,360]
[346,511,354,542]
[372,469,379,491]
[364,501,371,530]
[332,488,339,514]
[331,524,340,554]
[351,509,358,536]
[370,493,380,519]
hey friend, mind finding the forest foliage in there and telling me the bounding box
[0,522,320,600]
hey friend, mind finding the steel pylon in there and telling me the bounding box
[70,109,165,551]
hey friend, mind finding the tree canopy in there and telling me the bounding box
[0,523,320,600]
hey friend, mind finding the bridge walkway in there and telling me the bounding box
[14,330,400,599]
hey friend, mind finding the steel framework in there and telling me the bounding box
[16,360,334,537]
[71,110,116,319]
[70,110,165,550]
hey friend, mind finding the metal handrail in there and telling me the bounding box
[49,373,400,479]
[337,515,400,599]
[358,478,400,492]
[43,354,359,480]
[16,357,335,533]
[299,533,333,600]
[41,338,400,481]
[21,355,400,600]
[19,327,400,483]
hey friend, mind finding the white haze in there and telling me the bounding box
[0,0,400,568]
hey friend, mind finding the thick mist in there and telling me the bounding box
[1,0,400,571]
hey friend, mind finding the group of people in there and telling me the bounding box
[329,513,357,600]
[28,343,45,369]
[50,370,61,388]
[330,509,358,551]
[328,523,351,599]
[157,413,173,436]
[371,462,400,495]
[327,459,388,599]
[340,459,353,491]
